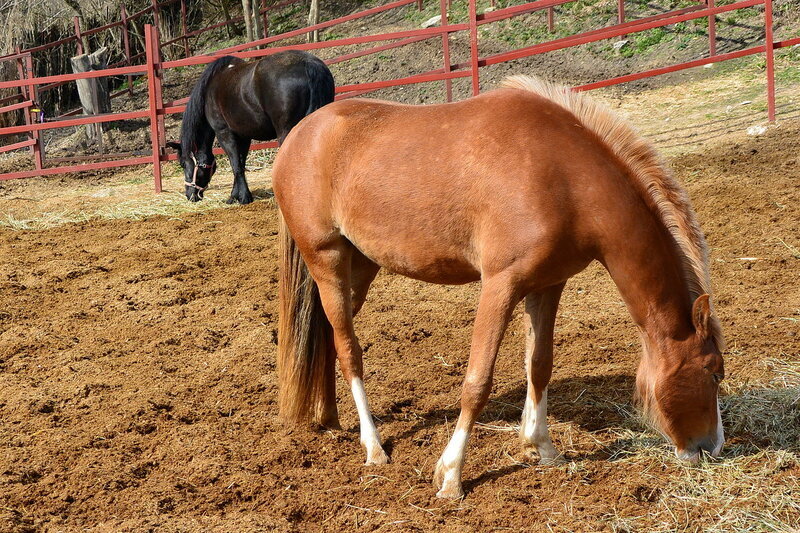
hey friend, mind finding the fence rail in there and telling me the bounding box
[0,0,795,189]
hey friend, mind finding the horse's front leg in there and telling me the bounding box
[217,129,253,205]
[434,276,518,499]
[520,284,565,464]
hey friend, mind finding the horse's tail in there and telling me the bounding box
[181,56,243,149]
[303,55,335,116]
[277,210,336,425]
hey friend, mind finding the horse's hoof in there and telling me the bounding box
[239,194,254,205]
[225,196,236,205]
[433,459,463,498]
[538,454,565,466]
[319,416,342,431]
[523,443,563,465]
[436,485,465,499]
[364,447,389,466]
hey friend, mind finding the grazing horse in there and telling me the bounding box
[167,50,334,204]
[273,75,726,499]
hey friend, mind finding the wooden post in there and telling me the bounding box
[73,16,84,55]
[145,24,163,192]
[252,0,264,45]
[307,0,320,43]
[71,48,111,149]
[243,0,254,41]
[617,0,624,24]
[547,7,554,33]
[121,6,134,95]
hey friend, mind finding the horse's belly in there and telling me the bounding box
[344,230,481,285]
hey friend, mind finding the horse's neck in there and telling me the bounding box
[602,210,694,347]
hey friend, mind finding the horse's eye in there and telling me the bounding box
[712,373,724,384]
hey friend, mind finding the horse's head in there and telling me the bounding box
[167,141,217,202]
[636,294,725,463]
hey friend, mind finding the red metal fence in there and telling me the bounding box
[0,0,308,116]
[0,0,797,189]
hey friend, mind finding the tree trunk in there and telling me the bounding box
[219,0,238,38]
[71,47,110,149]
[307,0,319,43]
[252,0,264,43]
[242,0,254,42]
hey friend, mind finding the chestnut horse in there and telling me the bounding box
[273,75,725,499]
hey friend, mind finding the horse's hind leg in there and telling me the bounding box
[306,238,388,465]
[216,128,253,205]
[317,249,379,431]
[434,275,519,499]
[519,283,565,464]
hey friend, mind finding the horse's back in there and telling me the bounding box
[208,51,333,141]
[274,90,625,286]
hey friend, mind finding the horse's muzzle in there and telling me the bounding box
[186,188,204,202]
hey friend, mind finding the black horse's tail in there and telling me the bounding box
[304,56,335,116]
[181,56,244,151]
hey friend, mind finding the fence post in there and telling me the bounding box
[617,0,624,24]
[180,0,191,57]
[73,16,84,55]
[23,54,43,171]
[153,26,166,150]
[468,0,479,95]
[145,24,163,193]
[121,6,135,96]
[15,50,43,171]
[708,0,716,56]
[765,0,775,122]
[547,7,554,33]
[440,0,452,102]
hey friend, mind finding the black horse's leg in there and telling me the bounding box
[217,128,253,205]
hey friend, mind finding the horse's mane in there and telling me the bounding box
[501,74,724,350]
[180,55,243,157]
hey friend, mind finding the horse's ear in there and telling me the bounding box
[166,141,182,156]
[692,294,711,340]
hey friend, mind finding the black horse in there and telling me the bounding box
[167,50,335,204]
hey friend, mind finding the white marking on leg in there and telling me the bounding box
[712,398,724,457]
[436,427,469,498]
[519,387,559,463]
[351,377,387,464]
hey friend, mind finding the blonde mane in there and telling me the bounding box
[501,74,724,349]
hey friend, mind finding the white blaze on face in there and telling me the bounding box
[712,397,724,457]
[675,398,725,462]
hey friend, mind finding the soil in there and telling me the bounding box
[1,108,798,530]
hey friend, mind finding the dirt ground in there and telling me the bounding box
[0,101,799,531]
